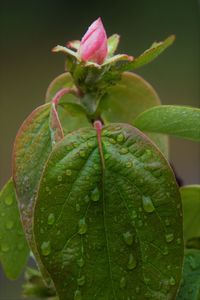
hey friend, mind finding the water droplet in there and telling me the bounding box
[120,147,129,154]
[41,241,51,256]
[127,253,137,270]
[163,247,169,255]
[66,169,72,176]
[48,213,55,225]
[57,175,62,182]
[117,133,125,143]
[120,276,126,289]
[109,138,116,144]
[4,196,13,206]
[142,196,155,213]
[77,257,85,267]
[165,233,174,243]
[1,243,9,252]
[91,187,100,202]
[131,210,137,219]
[74,290,82,300]
[123,231,133,246]
[135,286,140,294]
[5,220,14,230]
[79,150,86,158]
[45,186,50,193]
[76,203,80,212]
[78,218,87,235]
[87,140,95,148]
[138,220,143,227]
[77,275,85,286]
[169,276,176,286]
[84,195,90,203]
[126,161,132,168]
[176,238,181,245]
[165,218,170,226]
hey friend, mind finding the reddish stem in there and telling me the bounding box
[52,87,79,106]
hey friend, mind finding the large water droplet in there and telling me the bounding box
[87,140,95,148]
[77,257,85,267]
[135,286,140,294]
[5,220,14,230]
[41,241,51,256]
[74,290,82,300]
[131,210,137,219]
[123,232,133,246]
[91,187,100,202]
[109,138,116,144]
[1,243,9,252]
[126,161,132,168]
[165,233,174,243]
[117,133,125,143]
[176,238,181,245]
[66,169,72,176]
[120,276,126,289]
[77,275,85,286]
[48,213,55,225]
[120,147,129,154]
[57,175,62,182]
[78,218,87,235]
[76,203,80,212]
[127,253,137,270]
[169,276,176,286]
[142,196,155,213]
[165,218,170,226]
[79,150,86,158]
[4,196,13,206]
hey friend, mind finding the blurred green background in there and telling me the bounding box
[0,0,199,299]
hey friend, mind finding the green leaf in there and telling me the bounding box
[0,179,29,279]
[119,35,175,71]
[134,105,200,142]
[177,249,200,300]
[180,185,200,242]
[100,72,169,157]
[107,34,120,56]
[34,124,183,300]
[13,103,52,246]
[45,72,76,103]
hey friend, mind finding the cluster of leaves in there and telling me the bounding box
[0,35,200,300]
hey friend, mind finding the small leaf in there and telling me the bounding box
[180,185,200,241]
[52,45,79,60]
[67,40,80,51]
[119,35,175,71]
[134,105,200,142]
[34,124,183,300]
[177,249,200,300]
[0,179,29,279]
[100,72,169,156]
[107,34,120,56]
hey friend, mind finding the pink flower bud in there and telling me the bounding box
[79,18,108,64]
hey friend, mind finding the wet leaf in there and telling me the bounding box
[177,249,200,300]
[134,105,200,142]
[180,185,200,241]
[0,179,29,279]
[100,72,168,157]
[34,124,183,300]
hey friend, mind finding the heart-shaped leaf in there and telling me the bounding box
[180,185,200,242]
[34,124,183,300]
[100,72,168,157]
[0,179,29,279]
[177,249,200,300]
[134,105,200,142]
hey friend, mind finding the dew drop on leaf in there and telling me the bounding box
[91,187,100,202]
[74,289,82,300]
[41,241,51,256]
[5,220,14,230]
[76,204,80,212]
[117,133,125,143]
[1,243,10,252]
[57,175,62,182]
[120,147,129,154]
[79,150,86,158]
[48,213,55,225]
[109,138,116,144]
[77,275,85,286]
[127,253,137,270]
[165,233,174,243]
[165,218,171,226]
[142,196,155,213]
[4,196,13,206]
[77,257,85,268]
[78,218,87,235]
[120,276,126,289]
[131,210,137,220]
[126,161,132,168]
[169,276,176,286]
[66,169,72,176]
[123,231,133,246]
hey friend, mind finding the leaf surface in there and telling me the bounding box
[180,185,200,241]
[177,249,200,300]
[0,179,29,279]
[134,105,200,142]
[34,124,183,300]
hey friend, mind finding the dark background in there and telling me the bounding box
[0,0,199,299]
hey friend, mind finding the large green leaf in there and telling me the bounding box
[100,72,168,157]
[0,179,29,279]
[180,185,200,242]
[134,105,200,142]
[177,249,200,300]
[34,124,183,300]
[118,35,175,71]
[13,103,52,245]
